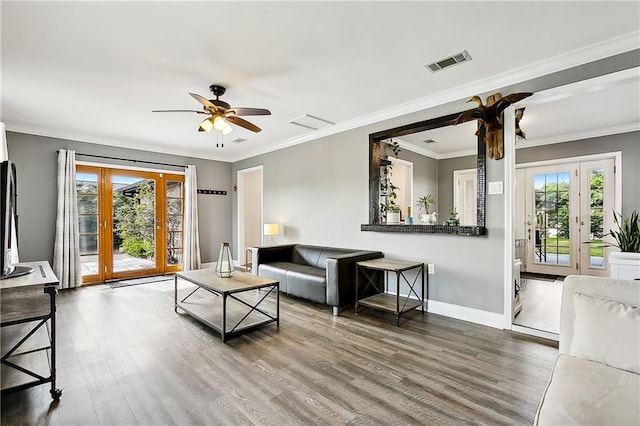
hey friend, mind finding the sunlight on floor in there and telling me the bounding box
[513,276,563,334]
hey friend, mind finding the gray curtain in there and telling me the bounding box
[53,149,82,288]
[183,165,201,270]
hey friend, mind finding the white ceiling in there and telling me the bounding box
[2,2,639,163]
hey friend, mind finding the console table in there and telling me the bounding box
[355,258,426,326]
[1,261,61,399]
[175,268,279,342]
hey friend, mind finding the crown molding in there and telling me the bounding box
[233,30,640,162]
[5,122,233,163]
[516,123,640,150]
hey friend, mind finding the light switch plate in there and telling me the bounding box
[488,181,504,195]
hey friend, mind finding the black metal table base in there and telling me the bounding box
[1,286,61,400]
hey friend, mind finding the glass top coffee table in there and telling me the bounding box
[174,269,279,342]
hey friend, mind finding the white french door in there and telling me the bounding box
[522,158,615,276]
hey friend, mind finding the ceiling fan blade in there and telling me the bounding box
[189,93,219,113]
[226,115,262,133]
[226,107,271,116]
[152,109,207,114]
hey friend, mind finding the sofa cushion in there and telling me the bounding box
[258,262,294,293]
[283,264,326,303]
[259,262,326,303]
[535,354,640,425]
[570,292,640,374]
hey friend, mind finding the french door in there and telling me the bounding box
[77,165,184,284]
[522,158,615,276]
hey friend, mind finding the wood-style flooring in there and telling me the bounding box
[1,279,558,425]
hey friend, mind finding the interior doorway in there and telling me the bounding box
[513,154,617,335]
[237,166,263,267]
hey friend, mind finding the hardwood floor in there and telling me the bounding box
[1,280,558,425]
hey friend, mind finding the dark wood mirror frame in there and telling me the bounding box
[361,111,487,236]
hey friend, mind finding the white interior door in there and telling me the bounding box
[579,159,615,277]
[525,163,579,276]
[454,169,477,226]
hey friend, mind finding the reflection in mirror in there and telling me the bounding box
[363,112,487,236]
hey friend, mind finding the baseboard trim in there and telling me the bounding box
[426,299,504,329]
[510,325,559,342]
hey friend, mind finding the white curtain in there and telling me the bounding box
[53,149,82,288]
[183,165,201,270]
[1,122,8,162]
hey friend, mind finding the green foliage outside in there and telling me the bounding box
[113,182,155,259]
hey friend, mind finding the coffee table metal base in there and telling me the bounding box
[175,270,279,343]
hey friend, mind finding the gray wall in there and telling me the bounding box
[6,132,232,265]
[231,50,639,316]
[232,120,508,314]
[516,131,640,215]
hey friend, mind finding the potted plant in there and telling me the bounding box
[386,203,401,224]
[445,207,459,226]
[416,195,435,224]
[608,209,640,279]
[380,139,401,224]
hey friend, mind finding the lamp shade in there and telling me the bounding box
[264,224,279,236]
[215,242,234,278]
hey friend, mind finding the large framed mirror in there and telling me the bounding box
[361,111,487,236]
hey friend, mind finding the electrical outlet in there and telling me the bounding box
[428,264,435,275]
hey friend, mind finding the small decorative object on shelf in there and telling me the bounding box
[445,208,459,226]
[215,242,234,278]
[406,206,413,225]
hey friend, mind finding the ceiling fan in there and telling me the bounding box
[153,84,271,134]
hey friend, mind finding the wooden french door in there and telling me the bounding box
[76,165,184,284]
[522,158,615,277]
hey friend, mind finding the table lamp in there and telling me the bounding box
[264,223,279,245]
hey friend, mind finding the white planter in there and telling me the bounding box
[386,212,400,224]
[608,251,640,280]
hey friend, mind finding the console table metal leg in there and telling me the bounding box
[396,271,400,326]
[276,284,280,327]
[46,287,62,400]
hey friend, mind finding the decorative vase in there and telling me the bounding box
[419,213,429,224]
[215,242,234,278]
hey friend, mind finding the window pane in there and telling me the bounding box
[79,235,98,255]
[167,199,182,215]
[168,249,182,265]
[78,195,98,214]
[167,215,183,231]
[79,215,98,234]
[166,180,183,198]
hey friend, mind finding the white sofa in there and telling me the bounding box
[535,275,640,425]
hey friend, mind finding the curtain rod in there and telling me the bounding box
[61,151,186,169]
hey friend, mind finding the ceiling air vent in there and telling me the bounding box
[423,139,438,144]
[289,114,335,131]
[231,138,246,144]
[425,50,472,73]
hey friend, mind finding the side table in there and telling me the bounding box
[355,258,426,326]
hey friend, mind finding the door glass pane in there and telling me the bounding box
[112,175,156,273]
[77,172,99,277]
[533,172,570,266]
[166,180,183,267]
[588,168,605,268]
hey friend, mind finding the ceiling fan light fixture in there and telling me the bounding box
[198,117,214,132]
[221,121,233,135]
[213,115,226,130]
